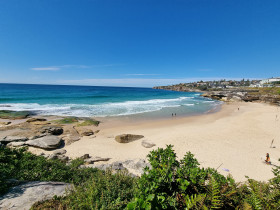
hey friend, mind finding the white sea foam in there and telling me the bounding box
[0,96,220,117]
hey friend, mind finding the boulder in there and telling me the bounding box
[0,136,28,143]
[80,154,90,159]
[25,135,62,150]
[39,126,63,135]
[0,181,72,210]
[53,149,67,155]
[141,140,156,148]
[122,159,151,175]
[75,127,94,136]
[115,134,144,143]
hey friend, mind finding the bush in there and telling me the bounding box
[0,147,97,195]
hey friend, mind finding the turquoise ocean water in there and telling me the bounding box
[0,84,221,118]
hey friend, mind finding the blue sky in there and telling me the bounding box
[0,0,279,87]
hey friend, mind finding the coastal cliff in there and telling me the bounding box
[154,85,280,106]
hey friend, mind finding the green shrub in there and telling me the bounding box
[0,147,97,195]
[62,170,136,209]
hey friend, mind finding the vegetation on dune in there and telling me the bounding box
[77,119,100,127]
[1,145,280,209]
[0,110,30,119]
[248,87,280,96]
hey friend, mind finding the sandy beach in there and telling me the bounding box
[25,102,280,182]
[48,101,278,182]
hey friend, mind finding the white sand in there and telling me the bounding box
[52,102,280,182]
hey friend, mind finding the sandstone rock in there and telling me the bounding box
[122,159,151,175]
[30,134,47,140]
[0,121,11,126]
[26,118,47,123]
[0,136,28,143]
[84,157,111,164]
[58,155,69,162]
[75,127,94,136]
[115,134,144,143]
[25,135,62,150]
[141,140,156,148]
[80,154,90,159]
[53,149,67,155]
[39,126,63,135]
[7,141,26,147]
[0,181,72,210]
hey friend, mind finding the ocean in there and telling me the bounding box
[0,84,221,118]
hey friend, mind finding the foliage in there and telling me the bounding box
[77,119,100,127]
[0,147,97,195]
[127,145,280,209]
[3,145,280,209]
[61,170,135,209]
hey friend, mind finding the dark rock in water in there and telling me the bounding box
[0,110,31,119]
[0,181,72,210]
[0,105,12,107]
[0,136,28,143]
[25,135,62,150]
[115,134,144,143]
[39,126,63,135]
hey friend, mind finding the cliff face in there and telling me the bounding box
[153,85,280,106]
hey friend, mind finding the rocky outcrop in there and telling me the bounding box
[26,118,47,123]
[141,140,156,148]
[74,126,94,136]
[0,136,28,144]
[115,134,144,143]
[81,159,151,176]
[25,135,62,150]
[0,181,72,210]
[39,126,63,135]
[84,157,111,164]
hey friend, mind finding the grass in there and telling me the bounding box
[77,119,100,127]
[0,110,30,119]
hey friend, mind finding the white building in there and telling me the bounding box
[260,77,280,85]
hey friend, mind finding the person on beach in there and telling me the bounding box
[172,113,173,117]
[265,153,271,164]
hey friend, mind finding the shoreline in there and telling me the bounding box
[26,101,280,182]
[2,101,280,182]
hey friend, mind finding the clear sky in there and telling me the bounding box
[0,0,279,87]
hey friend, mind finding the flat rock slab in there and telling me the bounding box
[0,181,71,210]
[25,135,62,150]
[115,134,144,143]
[0,136,28,143]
